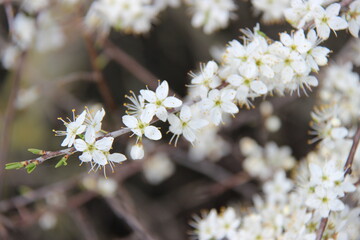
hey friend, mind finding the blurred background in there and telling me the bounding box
[0,1,353,239]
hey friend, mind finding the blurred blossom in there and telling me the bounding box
[38,212,57,230]
[15,87,39,110]
[97,178,118,197]
[265,115,281,132]
[143,153,175,184]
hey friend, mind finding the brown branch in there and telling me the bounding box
[104,40,159,90]
[0,52,26,196]
[83,34,117,111]
[105,196,156,240]
[315,217,328,240]
[4,0,14,34]
[0,160,143,212]
[104,40,179,97]
[0,175,80,212]
[344,124,360,176]
[69,208,100,240]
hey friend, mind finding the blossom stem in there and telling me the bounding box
[344,124,360,176]
[315,217,328,240]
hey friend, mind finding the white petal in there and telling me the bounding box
[210,108,222,125]
[328,17,348,30]
[156,81,169,100]
[130,144,144,160]
[349,21,360,37]
[85,127,96,144]
[95,137,114,151]
[108,153,127,163]
[200,99,214,110]
[93,150,107,166]
[316,24,331,39]
[75,110,86,125]
[329,198,344,211]
[205,61,218,75]
[309,163,322,181]
[163,96,182,108]
[168,114,181,127]
[74,139,88,152]
[221,102,239,114]
[61,135,73,147]
[260,65,274,78]
[326,3,341,16]
[208,89,220,100]
[79,151,92,162]
[189,119,208,130]
[312,47,330,66]
[140,89,157,103]
[280,32,292,46]
[221,89,236,102]
[250,81,268,94]
[122,115,138,128]
[281,66,294,83]
[144,126,162,140]
[331,127,348,139]
[227,74,243,87]
[180,105,192,122]
[183,127,196,143]
[76,125,86,135]
[156,106,168,122]
[142,104,156,123]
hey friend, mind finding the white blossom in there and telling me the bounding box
[122,114,162,141]
[200,89,238,125]
[140,80,182,122]
[168,105,208,145]
[313,3,348,40]
[55,110,87,147]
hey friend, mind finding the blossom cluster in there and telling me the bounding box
[240,137,296,180]
[55,108,126,174]
[193,168,360,240]
[285,1,348,39]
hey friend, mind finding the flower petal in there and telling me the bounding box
[144,126,162,140]
[140,89,157,103]
[108,153,127,163]
[95,137,114,151]
[122,115,138,128]
[163,97,182,108]
[156,81,169,100]
[93,150,107,166]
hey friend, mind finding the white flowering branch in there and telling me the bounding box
[315,124,360,240]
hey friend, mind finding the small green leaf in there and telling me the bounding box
[78,134,85,140]
[28,148,45,155]
[5,162,23,170]
[25,163,36,173]
[55,156,69,168]
[256,30,268,38]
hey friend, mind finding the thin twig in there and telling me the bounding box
[83,34,117,111]
[69,208,100,240]
[4,0,14,34]
[0,160,143,212]
[105,196,156,240]
[344,125,360,176]
[104,40,178,96]
[315,217,328,240]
